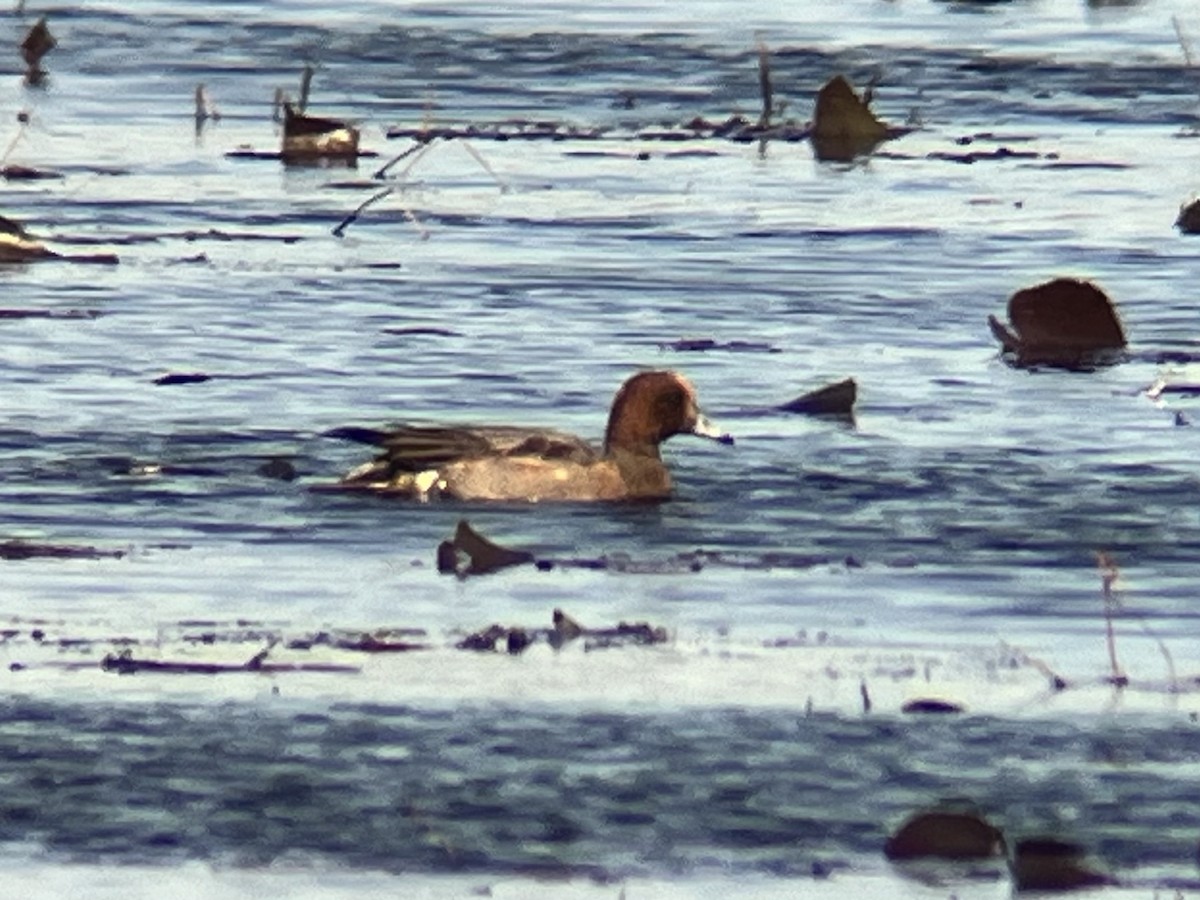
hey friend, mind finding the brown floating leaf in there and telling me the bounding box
[439,519,534,577]
[885,810,1007,861]
[811,75,894,162]
[988,278,1127,369]
[20,17,55,71]
[778,377,857,417]
[1010,838,1113,892]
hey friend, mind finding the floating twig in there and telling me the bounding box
[1174,15,1196,68]
[756,39,773,129]
[459,138,507,191]
[372,141,428,180]
[1097,552,1128,687]
[1,109,30,165]
[194,84,220,127]
[101,647,359,675]
[298,63,314,113]
[331,185,396,237]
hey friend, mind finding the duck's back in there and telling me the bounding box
[333,424,599,485]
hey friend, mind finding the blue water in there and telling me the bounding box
[3,0,1200,895]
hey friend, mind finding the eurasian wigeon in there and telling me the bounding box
[327,370,731,502]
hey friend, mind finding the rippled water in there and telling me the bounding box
[4,0,1200,895]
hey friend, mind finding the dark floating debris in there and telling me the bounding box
[885,809,1007,861]
[20,16,55,84]
[455,608,668,655]
[1146,380,1200,399]
[810,74,906,162]
[0,214,119,265]
[101,647,359,676]
[0,539,125,561]
[900,698,964,715]
[0,307,100,320]
[256,457,298,482]
[327,634,431,653]
[381,326,461,338]
[282,104,361,165]
[988,278,1127,370]
[659,337,780,354]
[1010,838,1113,892]
[437,519,534,577]
[230,69,373,165]
[927,146,1041,165]
[1,164,63,180]
[0,213,56,262]
[1176,198,1200,234]
[153,372,213,386]
[778,377,857,417]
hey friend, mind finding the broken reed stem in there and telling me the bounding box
[0,114,29,165]
[1097,552,1126,686]
[372,140,428,180]
[459,138,507,192]
[332,185,396,237]
[756,40,773,129]
[299,63,314,113]
[1174,16,1196,68]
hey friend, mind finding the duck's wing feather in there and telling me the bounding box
[330,424,599,480]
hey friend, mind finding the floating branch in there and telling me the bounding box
[1,539,125,561]
[102,647,359,675]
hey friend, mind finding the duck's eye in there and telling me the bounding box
[655,389,685,419]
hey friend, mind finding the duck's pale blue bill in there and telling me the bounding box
[693,414,734,445]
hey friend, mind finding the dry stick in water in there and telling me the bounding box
[372,140,428,180]
[0,112,30,165]
[334,142,435,237]
[1174,15,1195,68]
[1097,552,1128,687]
[757,39,773,129]
[298,63,314,113]
[333,143,432,236]
[459,139,507,192]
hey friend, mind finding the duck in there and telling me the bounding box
[325,370,731,502]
